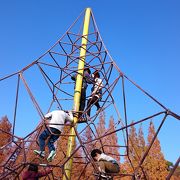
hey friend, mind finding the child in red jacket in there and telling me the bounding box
[22,163,52,180]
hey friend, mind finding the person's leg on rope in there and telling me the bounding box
[47,127,61,162]
[95,161,107,180]
[103,161,120,173]
[98,161,106,173]
[79,89,86,118]
[94,95,101,111]
[87,95,98,118]
[97,161,119,179]
[87,96,92,118]
[34,128,51,158]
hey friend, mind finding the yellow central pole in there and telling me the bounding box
[63,8,91,180]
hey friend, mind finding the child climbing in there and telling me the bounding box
[86,70,103,118]
[91,149,120,179]
[34,110,73,162]
[22,163,52,180]
[71,67,93,118]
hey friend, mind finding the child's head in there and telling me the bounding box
[28,163,38,172]
[93,70,100,78]
[84,67,91,74]
[91,149,102,161]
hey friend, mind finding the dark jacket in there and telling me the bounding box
[71,70,94,90]
[22,169,51,180]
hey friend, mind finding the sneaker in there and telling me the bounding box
[100,173,112,180]
[47,150,56,162]
[34,150,45,158]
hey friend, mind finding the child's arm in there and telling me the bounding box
[44,112,52,120]
[71,74,76,81]
[84,72,94,84]
[92,79,103,94]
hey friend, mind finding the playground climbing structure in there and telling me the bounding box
[0,8,179,180]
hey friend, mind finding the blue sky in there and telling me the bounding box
[0,1,179,164]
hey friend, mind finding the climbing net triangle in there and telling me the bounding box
[0,8,179,180]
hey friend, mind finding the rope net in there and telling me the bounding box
[0,9,179,180]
